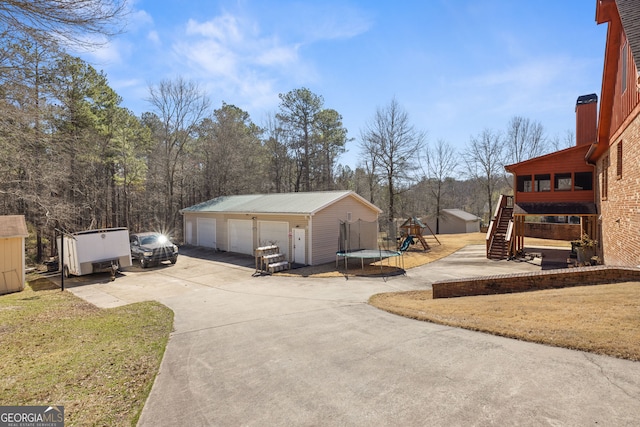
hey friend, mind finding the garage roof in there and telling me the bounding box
[442,209,481,222]
[0,215,29,238]
[181,191,382,215]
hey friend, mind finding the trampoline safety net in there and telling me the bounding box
[338,219,378,253]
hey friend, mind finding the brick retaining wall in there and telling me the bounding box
[432,266,640,298]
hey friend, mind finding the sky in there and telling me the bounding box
[75,0,608,168]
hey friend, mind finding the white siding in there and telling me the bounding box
[311,196,379,265]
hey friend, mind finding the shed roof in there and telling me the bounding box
[0,215,29,238]
[442,209,481,222]
[181,191,382,215]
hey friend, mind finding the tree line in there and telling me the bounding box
[0,0,574,262]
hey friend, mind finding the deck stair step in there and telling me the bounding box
[268,261,289,273]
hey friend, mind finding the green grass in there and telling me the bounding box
[0,276,174,426]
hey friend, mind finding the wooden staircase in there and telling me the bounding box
[486,195,514,260]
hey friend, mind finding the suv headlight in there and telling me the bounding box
[173,245,178,252]
[143,251,153,257]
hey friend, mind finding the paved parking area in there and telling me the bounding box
[62,246,640,426]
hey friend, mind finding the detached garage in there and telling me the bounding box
[0,215,29,295]
[181,191,382,266]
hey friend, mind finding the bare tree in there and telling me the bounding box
[550,129,576,151]
[463,129,505,220]
[504,116,547,164]
[422,139,458,233]
[359,98,426,239]
[147,77,210,232]
[0,0,126,48]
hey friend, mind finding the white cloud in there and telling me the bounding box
[254,43,299,67]
[128,9,154,30]
[174,38,238,78]
[147,30,160,45]
[185,15,244,44]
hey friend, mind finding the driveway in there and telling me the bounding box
[65,246,640,426]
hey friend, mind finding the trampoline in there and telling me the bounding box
[336,218,405,276]
[335,249,403,272]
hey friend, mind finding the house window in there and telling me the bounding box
[622,41,628,93]
[517,175,532,192]
[574,172,593,190]
[602,155,609,200]
[554,173,572,191]
[347,212,352,222]
[617,141,623,179]
[534,174,551,192]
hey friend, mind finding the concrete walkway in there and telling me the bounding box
[64,246,640,426]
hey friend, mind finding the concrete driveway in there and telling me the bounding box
[64,246,640,426]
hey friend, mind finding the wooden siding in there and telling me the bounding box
[611,33,640,140]
[576,100,598,146]
[0,237,24,294]
[593,2,640,161]
[508,145,595,204]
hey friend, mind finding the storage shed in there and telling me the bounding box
[181,191,382,266]
[428,209,481,234]
[0,215,29,295]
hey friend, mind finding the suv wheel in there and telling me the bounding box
[139,258,147,269]
[170,256,178,265]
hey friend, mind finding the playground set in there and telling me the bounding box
[397,217,440,252]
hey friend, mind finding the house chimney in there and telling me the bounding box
[575,93,597,146]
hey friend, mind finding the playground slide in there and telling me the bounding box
[399,235,413,252]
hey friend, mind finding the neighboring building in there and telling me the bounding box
[586,0,640,266]
[180,191,382,266]
[0,215,29,295]
[427,209,481,234]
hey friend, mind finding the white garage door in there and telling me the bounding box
[197,217,216,248]
[228,219,253,255]
[258,221,289,259]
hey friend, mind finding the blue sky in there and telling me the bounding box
[76,0,607,168]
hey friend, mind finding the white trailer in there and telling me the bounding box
[57,228,132,278]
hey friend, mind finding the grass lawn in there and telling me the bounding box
[370,283,640,361]
[0,276,174,426]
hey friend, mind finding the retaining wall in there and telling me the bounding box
[432,266,640,299]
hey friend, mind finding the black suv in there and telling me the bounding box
[130,232,179,268]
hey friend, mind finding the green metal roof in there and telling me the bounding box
[180,191,382,215]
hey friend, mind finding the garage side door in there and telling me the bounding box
[197,217,217,248]
[228,219,253,255]
[258,221,289,259]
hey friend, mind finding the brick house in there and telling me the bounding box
[587,0,640,266]
[494,0,640,267]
